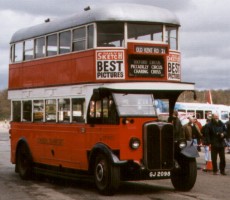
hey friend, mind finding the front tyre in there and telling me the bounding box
[94,154,120,195]
[16,143,33,180]
[171,157,197,191]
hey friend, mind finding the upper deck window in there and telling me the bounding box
[24,39,34,61]
[128,23,163,42]
[47,34,58,56]
[73,27,86,51]
[35,37,45,58]
[10,45,14,63]
[87,25,94,49]
[97,22,124,47]
[59,31,71,54]
[166,26,178,50]
[14,42,23,62]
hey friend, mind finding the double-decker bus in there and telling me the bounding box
[8,3,198,195]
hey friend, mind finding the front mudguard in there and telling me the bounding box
[88,143,127,174]
[180,140,199,158]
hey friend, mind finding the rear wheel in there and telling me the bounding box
[171,157,197,191]
[16,143,33,180]
[94,154,120,195]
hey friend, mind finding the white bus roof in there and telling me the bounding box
[8,82,194,100]
[101,82,193,91]
[10,3,180,43]
[175,102,229,111]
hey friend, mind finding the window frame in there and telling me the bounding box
[46,33,58,56]
[96,22,125,47]
[58,98,71,123]
[35,36,46,59]
[24,39,34,61]
[59,30,72,54]
[22,100,32,122]
[165,26,179,50]
[33,99,45,122]
[72,26,87,52]
[14,42,23,62]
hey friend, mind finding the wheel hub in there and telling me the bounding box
[96,163,104,181]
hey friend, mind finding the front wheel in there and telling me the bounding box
[94,154,120,195]
[16,143,33,180]
[171,157,197,191]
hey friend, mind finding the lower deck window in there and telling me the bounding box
[58,99,70,122]
[33,100,44,122]
[72,98,85,123]
[45,99,57,122]
[22,101,32,121]
[12,101,21,122]
[11,98,85,123]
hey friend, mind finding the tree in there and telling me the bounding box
[177,90,230,106]
[0,89,11,120]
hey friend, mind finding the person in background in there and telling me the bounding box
[205,113,227,175]
[168,110,182,140]
[182,116,202,144]
[194,117,203,151]
[201,118,211,164]
[225,117,230,154]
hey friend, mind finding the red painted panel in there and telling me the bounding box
[9,50,96,89]
[10,118,154,170]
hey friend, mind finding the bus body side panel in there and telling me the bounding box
[10,118,153,172]
[8,50,96,90]
[10,122,87,170]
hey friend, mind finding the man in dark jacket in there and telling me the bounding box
[168,110,182,140]
[205,113,227,175]
[225,117,230,153]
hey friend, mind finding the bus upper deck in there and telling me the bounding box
[10,4,180,43]
[9,3,182,90]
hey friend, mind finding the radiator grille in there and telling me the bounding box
[143,122,174,170]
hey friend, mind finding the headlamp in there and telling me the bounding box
[129,137,141,149]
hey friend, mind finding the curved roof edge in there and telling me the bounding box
[10,3,180,43]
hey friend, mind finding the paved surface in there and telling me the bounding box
[197,149,230,172]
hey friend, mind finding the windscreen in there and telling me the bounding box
[113,93,157,117]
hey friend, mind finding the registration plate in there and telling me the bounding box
[149,171,171,178]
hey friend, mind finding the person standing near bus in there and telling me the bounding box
[225,117,230,154]
[205,113,227,175]
[168,110,182,140]
[194,117,202,151]
[182,116,202,143]
[201,118,211,165]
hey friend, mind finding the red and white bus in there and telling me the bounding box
[8,3,197,195]
[175,102,230,126]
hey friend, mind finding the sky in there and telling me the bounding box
[0,0,229,90]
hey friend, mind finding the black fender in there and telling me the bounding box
[88,143,127,174]
[180,141,199,158]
